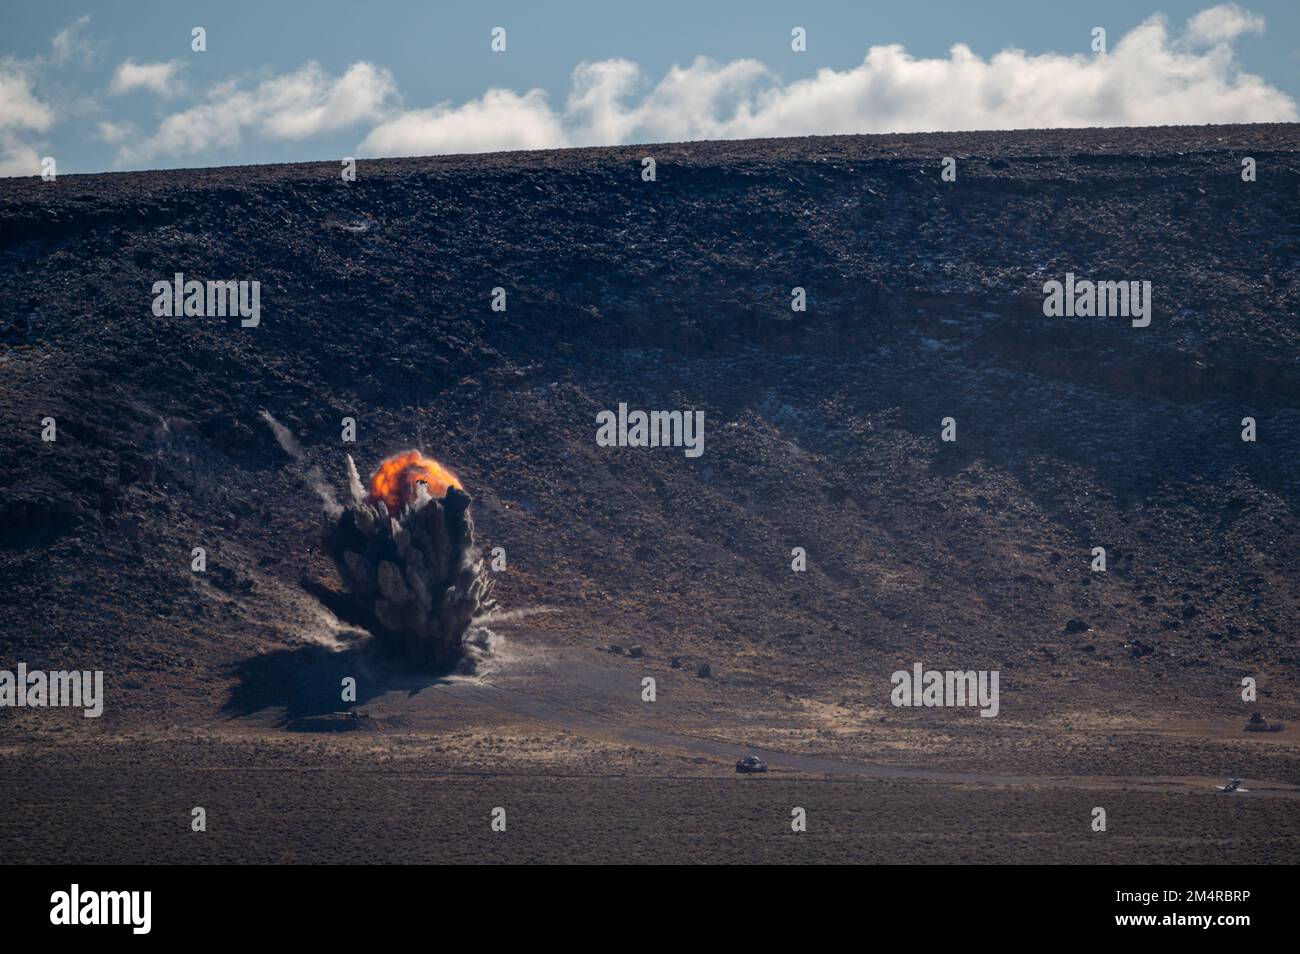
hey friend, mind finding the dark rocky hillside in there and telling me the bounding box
[1,124,1297,728]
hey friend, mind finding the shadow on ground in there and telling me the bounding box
[223,639,455,726]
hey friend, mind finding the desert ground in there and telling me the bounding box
[1,125,1298,863]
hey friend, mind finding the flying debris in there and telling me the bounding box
[325,451,496,670]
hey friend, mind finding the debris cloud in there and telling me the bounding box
[325,451,495,671]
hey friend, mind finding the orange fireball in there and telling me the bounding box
[366,451,463,511]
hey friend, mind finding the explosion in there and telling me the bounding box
[366,450,462,511]
[325,451,496,670]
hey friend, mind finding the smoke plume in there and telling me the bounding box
[260,410,341,517]
[324,451,496,671]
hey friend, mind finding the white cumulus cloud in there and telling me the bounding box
[358,5,1296,159]
[109,59,184,97]
[359,88,569,157]
[0,66,55,177]
[95,119,138,145]
[121,61,398,164]
[1185,3,1266,45]
[0,67,56,131]
[51,14,95,67]
[0,131,43,177]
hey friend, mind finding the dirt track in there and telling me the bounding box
[3,634,1298,863]
[434,662,1300,796]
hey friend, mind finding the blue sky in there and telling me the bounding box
[2,0,1297,176]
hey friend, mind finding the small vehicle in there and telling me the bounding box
[1217,777,1248,793]
[735,755,768,774]
[1244,712,1284,733]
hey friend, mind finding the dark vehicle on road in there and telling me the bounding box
[736,756,768,774]
[1245,712,1284,733]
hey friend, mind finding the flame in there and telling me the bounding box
[366,451,462,512]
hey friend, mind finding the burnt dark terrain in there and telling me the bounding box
[1,125,1298,864]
